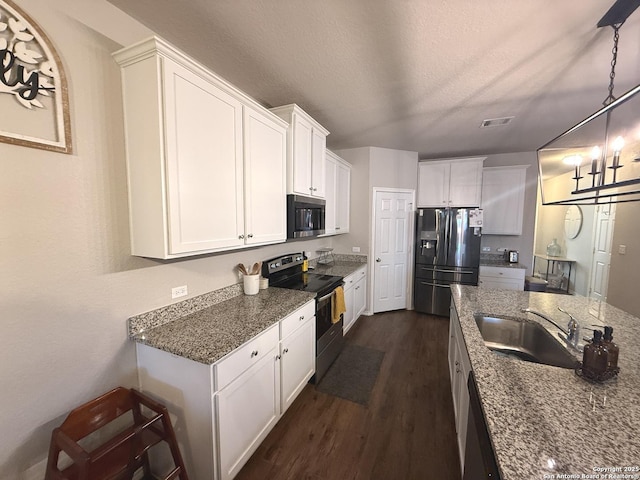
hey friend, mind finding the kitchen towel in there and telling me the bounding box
[332,286,346,324]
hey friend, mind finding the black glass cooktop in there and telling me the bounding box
[271,272,343,295]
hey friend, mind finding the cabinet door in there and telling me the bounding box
[243,107,287,245]
[449,159,483,207]
[215,347,280,480]
[353,274,366,320]
[163,59,244,254]
[324,154,337,235]
[311,128,326,197]
[343,283,356,334]
[291,114,313,195]
[281,317,315,413]
[481,166,527,235]
[335,161,351,233]
[418,162,450,207]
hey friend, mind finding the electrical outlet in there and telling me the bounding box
[618,244,627,255]
[496,247,507,252]
[172,285,188,299]
[482,247,491,252]
[352,246,361,253]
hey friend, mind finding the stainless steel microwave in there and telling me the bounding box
[287,195,325,239]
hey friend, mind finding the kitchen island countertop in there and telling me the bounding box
[451,286,640,479]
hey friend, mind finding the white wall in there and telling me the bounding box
[534,174,596,296]
[608,202,640,316]
[0,2,333,477]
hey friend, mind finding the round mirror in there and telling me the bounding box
[564,205,583,239]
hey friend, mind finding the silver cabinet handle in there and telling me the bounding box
[250,350,258,358]
[275,355,281,361]
[336,227,341,230]
[355,286,360,290]
[313,187,317,191]
[247,233,254,238]
[376,258,381,262]
[283,348,289,354]
[309,186,314,191]
[299,315,305,321]
[238,234,245,239]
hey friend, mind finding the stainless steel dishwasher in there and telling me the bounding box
[463,372,501,479]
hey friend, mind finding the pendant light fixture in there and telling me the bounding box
[537,0,640,205]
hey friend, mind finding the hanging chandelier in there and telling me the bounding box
[537,0,640,205]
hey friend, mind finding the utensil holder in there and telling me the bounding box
[243,274,259,295]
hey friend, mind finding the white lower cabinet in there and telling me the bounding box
[449,305,471,472]
[479,266,525,290]
[343,266,367,334]
[136,300,315,480]
[215,344,280,480]
[280,315,315,413]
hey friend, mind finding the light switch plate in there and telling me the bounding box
[482,247,491,252]
[352,246,361,253]
[618,245,627,255]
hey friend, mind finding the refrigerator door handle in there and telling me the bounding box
[419,281,451,289]
[432,268,475,275]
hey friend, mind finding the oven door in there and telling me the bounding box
[316,288,339,342]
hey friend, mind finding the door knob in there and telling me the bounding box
[376,258,381,262]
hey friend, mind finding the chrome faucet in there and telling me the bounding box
[521,307,581,351]
[557,307,580,347]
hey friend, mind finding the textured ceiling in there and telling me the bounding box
[107,0,640,159]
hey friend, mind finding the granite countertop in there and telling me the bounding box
[479,258,527,269]
[480,254,527,269]
[310,260,367,277]
[451,286,640,479]
[130,287,315,365]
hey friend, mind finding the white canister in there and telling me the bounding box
[259,277,269,290]
[243,274,260,295]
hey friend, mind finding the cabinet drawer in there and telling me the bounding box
[280,301,315,339]
[479,266,525,281]
[344,266,366,289]
[214,324,279,391]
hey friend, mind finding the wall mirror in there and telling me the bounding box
[564,205,583,239]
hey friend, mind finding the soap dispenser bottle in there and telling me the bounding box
[602,326,619,373]
[582,330,609,378]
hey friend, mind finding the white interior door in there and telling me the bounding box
[373,190,413,313]
[589,203,616,303]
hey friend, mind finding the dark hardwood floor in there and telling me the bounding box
[236,310,462,480]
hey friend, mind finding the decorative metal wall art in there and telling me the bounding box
[0,0,72,154]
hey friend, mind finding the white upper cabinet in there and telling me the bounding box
[418,157,485,208]
[270,104,329,198]
[324,154,337,235]
[243,106,287,245]
[324,150,351,236]
[114,37,287,258]
[481,165,528,235]
[163,59,245,255]
[335,160,351,233]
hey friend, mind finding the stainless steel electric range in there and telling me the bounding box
[262,253,344,383]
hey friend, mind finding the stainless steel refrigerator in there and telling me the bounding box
[414,208,481,316]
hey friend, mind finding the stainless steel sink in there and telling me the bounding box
[473,314,579,369]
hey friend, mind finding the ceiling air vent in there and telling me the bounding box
[480,116,514,128]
